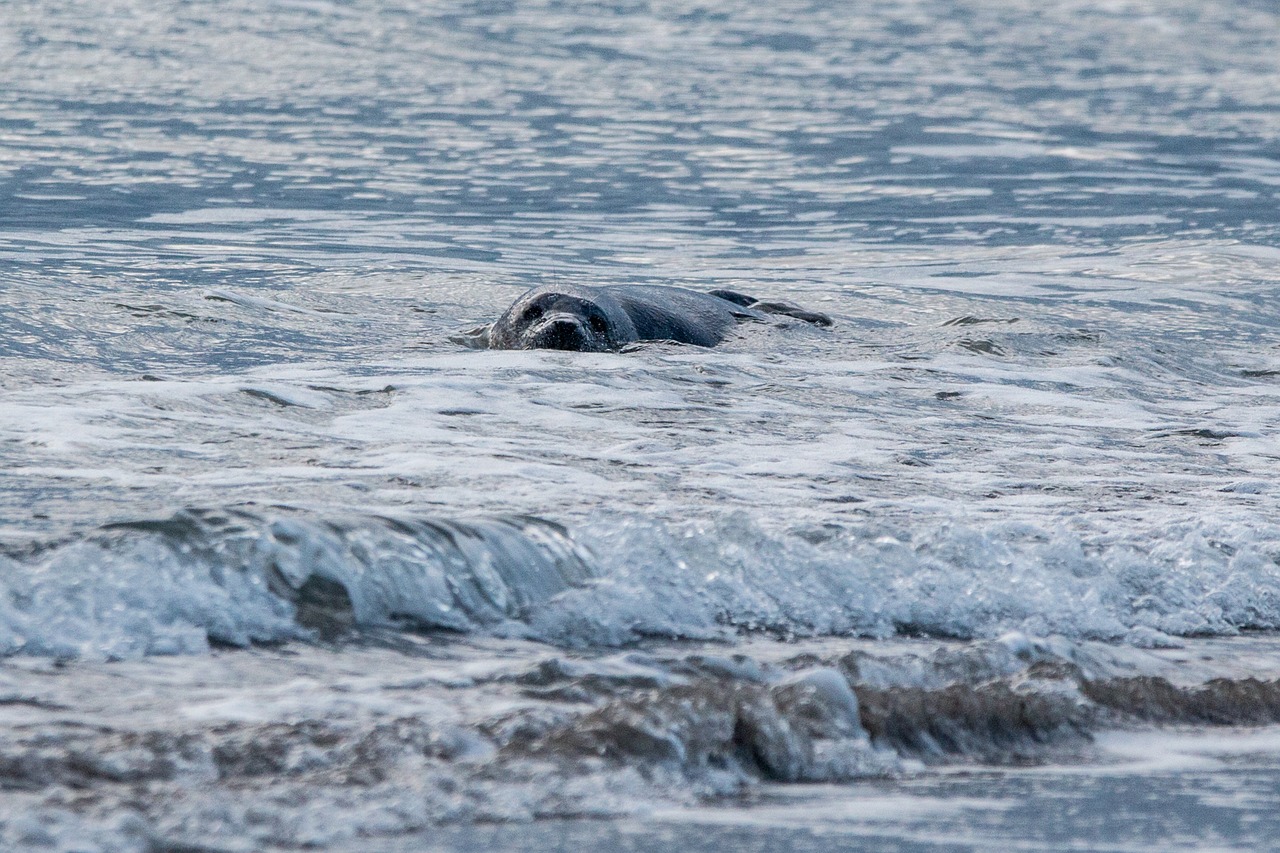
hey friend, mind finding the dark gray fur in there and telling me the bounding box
[482,284,830,352]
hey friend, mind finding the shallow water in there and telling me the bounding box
[397,728,1280,853]
[3,0,1280,849]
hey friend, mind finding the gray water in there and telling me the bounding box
[3,1,1280,850]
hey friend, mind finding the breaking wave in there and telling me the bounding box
[0,508,592,660]
[4,507,1280,660]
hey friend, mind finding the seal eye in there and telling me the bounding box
[522,304,544,323]
[588,315,609,336]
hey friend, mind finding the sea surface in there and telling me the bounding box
[3,1,1280,850]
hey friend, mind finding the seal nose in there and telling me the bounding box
[542,317,587,351]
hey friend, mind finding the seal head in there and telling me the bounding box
[487,285,638,352]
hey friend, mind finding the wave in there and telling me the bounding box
[545,512,1280,647]
[0,507,592,660]
[4,507,1280,659]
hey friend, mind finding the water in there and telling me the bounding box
[3,0,1280,849]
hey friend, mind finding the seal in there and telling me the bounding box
[480,284,831,352]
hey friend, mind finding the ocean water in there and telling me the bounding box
[3,0,1280,849]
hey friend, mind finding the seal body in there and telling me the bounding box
[484,284,828,352]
